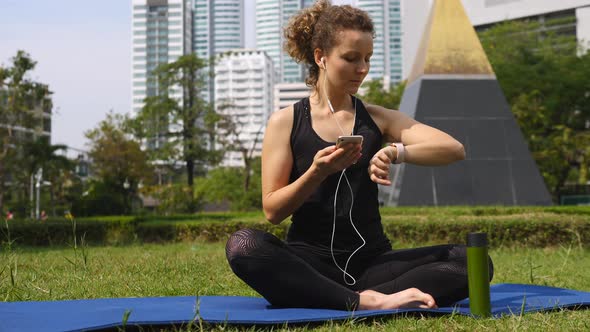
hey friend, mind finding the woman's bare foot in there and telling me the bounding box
[358,288,437,310]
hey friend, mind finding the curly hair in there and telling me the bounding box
[283,0,375,87]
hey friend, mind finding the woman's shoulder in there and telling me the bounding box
[267,104,295,132]
[360,100,404,126]
[361,100,399,117]
[359,99,409,141]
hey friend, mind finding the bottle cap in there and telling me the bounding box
[467,232,488,247]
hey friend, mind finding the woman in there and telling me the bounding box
[226,0,492,310]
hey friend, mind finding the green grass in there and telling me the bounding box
[2,242,590,331]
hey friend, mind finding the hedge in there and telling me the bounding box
[1,207,589,248]
[1,218,138,247]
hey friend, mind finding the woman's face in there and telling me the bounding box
[323,29,373,95]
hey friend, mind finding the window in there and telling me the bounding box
[43,118,51,133]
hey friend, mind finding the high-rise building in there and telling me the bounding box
[0,86,52,193]
[131,0,192,117]
[193,0,244,59]
[355,0,403,86]
[255,0,314,83]
[214,49,275,167]
[193,0,245,102]
[274,82,311,112]
[0,88,52,142]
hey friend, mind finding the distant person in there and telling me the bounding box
[40,210,48,221]
[225,0,493,310]
[6,210,14,221]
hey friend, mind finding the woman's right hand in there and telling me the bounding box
[312,144,362,178]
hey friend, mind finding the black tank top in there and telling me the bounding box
[287,96,391,255]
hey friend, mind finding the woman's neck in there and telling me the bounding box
[311,88,352,113]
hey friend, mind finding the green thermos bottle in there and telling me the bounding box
[467,232,491,317]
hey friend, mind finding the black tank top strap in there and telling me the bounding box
[290,98,310,150]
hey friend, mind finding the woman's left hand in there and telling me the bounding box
[368,145,396,186]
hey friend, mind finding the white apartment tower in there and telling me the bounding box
[355,0,403,86]
[215,50,275,167]
[274,82,311,112]
[131,0,192,117]
[256,0,314,83]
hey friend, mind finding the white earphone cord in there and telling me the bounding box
[323,60,366,286]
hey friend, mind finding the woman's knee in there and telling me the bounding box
[226,228,260,261]
[225,228,283,262]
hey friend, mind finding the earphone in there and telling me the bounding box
[321,55,366,286]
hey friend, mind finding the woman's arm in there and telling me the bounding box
[261,107,361,224]
[366,104,465,185]
[383,105,465,165]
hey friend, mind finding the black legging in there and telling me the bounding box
[225,228,493,310]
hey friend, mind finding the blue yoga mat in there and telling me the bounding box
[1,284,589,332]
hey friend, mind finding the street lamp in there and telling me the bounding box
[34,167,53,220]
[34,168,42,220]
[123,178,130,214]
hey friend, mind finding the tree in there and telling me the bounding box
[214,101,265,192]
[195,157,262,211]
[84,112,153,215]
[0,63,14,213]
[479,21,590,197]
[361,79,406,110]
[0,51,53,214]
[129,54,221,208]
[49,166,83,217]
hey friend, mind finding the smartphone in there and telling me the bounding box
[336,135,363,148]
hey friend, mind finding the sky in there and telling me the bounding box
[0,0,400,153]
[0,0,136,152]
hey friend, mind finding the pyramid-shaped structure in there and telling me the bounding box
[380,0,552,206]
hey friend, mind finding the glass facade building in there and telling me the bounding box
[132,0,244,110]
[255,0,314,83]
[254,0,403,85]
[193,0,244,102]
[193,0,243,59]
[356,0,403,86]
[131,0,191,117]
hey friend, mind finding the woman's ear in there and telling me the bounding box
[314,48,324,69]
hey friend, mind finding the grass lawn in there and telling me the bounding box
[2,241,590,331]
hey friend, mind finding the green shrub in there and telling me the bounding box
[383,217,589,248]
[0,217,137,246]
[136,220,286,243]
[1,207,589,247]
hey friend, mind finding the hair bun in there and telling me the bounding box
[283,0,374,87]
[283,0,331,65]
